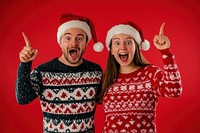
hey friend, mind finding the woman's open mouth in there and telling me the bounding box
[119,53,128,62]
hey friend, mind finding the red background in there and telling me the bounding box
[0,0,200,132]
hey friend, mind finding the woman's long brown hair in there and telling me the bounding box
[98,41,150,103]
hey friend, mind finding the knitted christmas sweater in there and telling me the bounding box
[16,58,103,133]
[102,49,182,133]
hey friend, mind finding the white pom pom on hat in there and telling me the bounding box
[141,39,150,51]
[57,13,104,52]
[106,21,150,51]
[93,42,104,52]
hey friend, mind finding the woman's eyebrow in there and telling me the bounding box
[126,37,134,40]
[112,37,120,41]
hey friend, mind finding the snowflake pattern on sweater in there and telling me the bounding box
[102,49,182,133]
[16,58,103,133]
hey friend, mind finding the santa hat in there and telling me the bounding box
[106,22,150,51]
[57,13,104,52]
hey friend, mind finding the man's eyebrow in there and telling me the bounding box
[63,33,85,37]
[63,33,71,36]
[77,34,85,37]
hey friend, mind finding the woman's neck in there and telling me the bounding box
[119,64,140,74]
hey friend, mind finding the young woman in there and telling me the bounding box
[100,22,182,133]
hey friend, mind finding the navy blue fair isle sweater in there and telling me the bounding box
[16,58,103,133]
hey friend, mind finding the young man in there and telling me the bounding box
[16,13,103,133]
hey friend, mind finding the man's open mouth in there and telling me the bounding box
[69,49,78,57]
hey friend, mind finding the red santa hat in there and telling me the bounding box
[57,13,104,52]
[106,21,150,51]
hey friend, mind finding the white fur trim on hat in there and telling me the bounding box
[93,42,104,52]
[106,24,142,51]
[57,20,92,44]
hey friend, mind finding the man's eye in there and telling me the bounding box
[64,36,71,41]
[76,37,83,41]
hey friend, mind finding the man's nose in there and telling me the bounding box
[70,38,78,46]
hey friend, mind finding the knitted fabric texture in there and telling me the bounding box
[16,58,103,133]
[102,49,182,133]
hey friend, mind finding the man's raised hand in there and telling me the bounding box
[19,32,38,63]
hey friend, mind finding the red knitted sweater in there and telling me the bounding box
[102,49,182,133]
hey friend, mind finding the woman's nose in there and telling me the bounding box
[119,43,126,50]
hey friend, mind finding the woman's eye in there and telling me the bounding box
[125,41,132,45]
[114,41,120,45]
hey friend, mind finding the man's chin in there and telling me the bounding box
[67,57,82,66]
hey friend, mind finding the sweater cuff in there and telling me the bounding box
[159,48,171,54]
[159,48,173,57]
[19,61,33,72]
[159,48,175,65]
[20,61,32,66]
